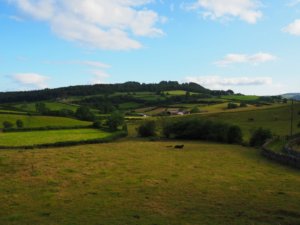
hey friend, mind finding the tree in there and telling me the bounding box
[106,111,124,131]
[35,102,49,114]
[240,102,247,108]
[93,120,102,129]
[228,102,238,109]
[250,128,272,147]
[75,106,95,121]
[190,106,200,114]
[16,119,24,128]
[3,121,13,129]
[298,121,300,128]
[137,121,156,137]
[227,126,243,144]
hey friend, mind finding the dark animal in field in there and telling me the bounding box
[174,145,184,149]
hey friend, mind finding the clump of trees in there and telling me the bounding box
[190,106,200,114]
[106,111,124,131]
[249,128,272,147]
[137,120,156,137]
[2,121,14,129]
[227,102,238,109]
[16,119,24,128]
[162,118,243,144]
[75,106,95,121]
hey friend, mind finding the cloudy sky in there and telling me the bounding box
[1,0,300,95]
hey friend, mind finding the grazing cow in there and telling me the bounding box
[174,145,184,149]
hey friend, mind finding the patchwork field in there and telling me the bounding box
[221,95,260,101]
[13,102,79,112]
[0,129,111,147]
[0,140,299,225]
[0,114,91,129]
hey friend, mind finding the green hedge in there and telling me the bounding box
[3,125,93,133]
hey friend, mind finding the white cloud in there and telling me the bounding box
[283,19,300,36]
[215,52,277,66]
[45,60,111,68]
[12,73,49,89]
[9,0,164,50]
[185,76,272,90]
[91,70,110,84]
[187,0,263,24]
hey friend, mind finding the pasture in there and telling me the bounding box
[0,129,110,147]
[0,114,91,129]
[0,140,299,225]
[0,129,111,147]
[221,95,260,101]
[13,102,79,112]
[197,103,300,139]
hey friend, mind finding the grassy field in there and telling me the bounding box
[221,95,260,101]
[13,102,79,112]
[0,129,111,147]
[0,114,91,129]
[0,140,299,225]
[196,103,300,140]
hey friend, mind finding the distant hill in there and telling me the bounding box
[0,81,230,104]
[282,93,300,100]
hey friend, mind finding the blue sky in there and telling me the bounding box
[1,0,300,95]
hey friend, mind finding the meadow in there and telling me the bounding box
[0,114,91,129]
[0,129,111,147]
[195,103,300,140]
[221,95,260,101]
[0,140,299,225]
[13,102,79,112]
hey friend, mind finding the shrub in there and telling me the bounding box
[250,128,272,147]
[227,125,243,144]
[298,121,300,128]
[137,121,156,137]
[106,111,124,131]
[16,119,24,128]
[93,120,102,129]
[3,121,13,129]
[75,106,95,121]
[240,102,247,107]
[228,102,238,109]
[190,106,200,114]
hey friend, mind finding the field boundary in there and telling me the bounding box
[0,131,127,150]
[262,138,300,169]
[2,125,93,133]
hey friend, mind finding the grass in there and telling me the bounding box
[267,139,287,153]
[163,90,197,96]
[0,140,299,225]
[0,129,111,147]
[221,95,260,101]
[0,114,91,129]
[192,103,300,140]
[13,102,78,112]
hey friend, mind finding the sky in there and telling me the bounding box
[1,0,300,95]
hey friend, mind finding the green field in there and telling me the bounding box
[221,95,260,101]
[197,103,300,139]
[0,140,299,225]
[0,129,111,147]
[0,114,91,129]
[14,102,79,112]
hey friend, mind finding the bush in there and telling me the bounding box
[250,128,272,147]
[162,118,243,144]
[16,119,24,128]
[137,121,156,137]
[240,102,247,107]
[3,121,14,129]
[75,106,95,121]
[228,102,238,109]
[106,111,124,131]
[298,121,300,128]
[93,120,102,129]
[190,106,200,114]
